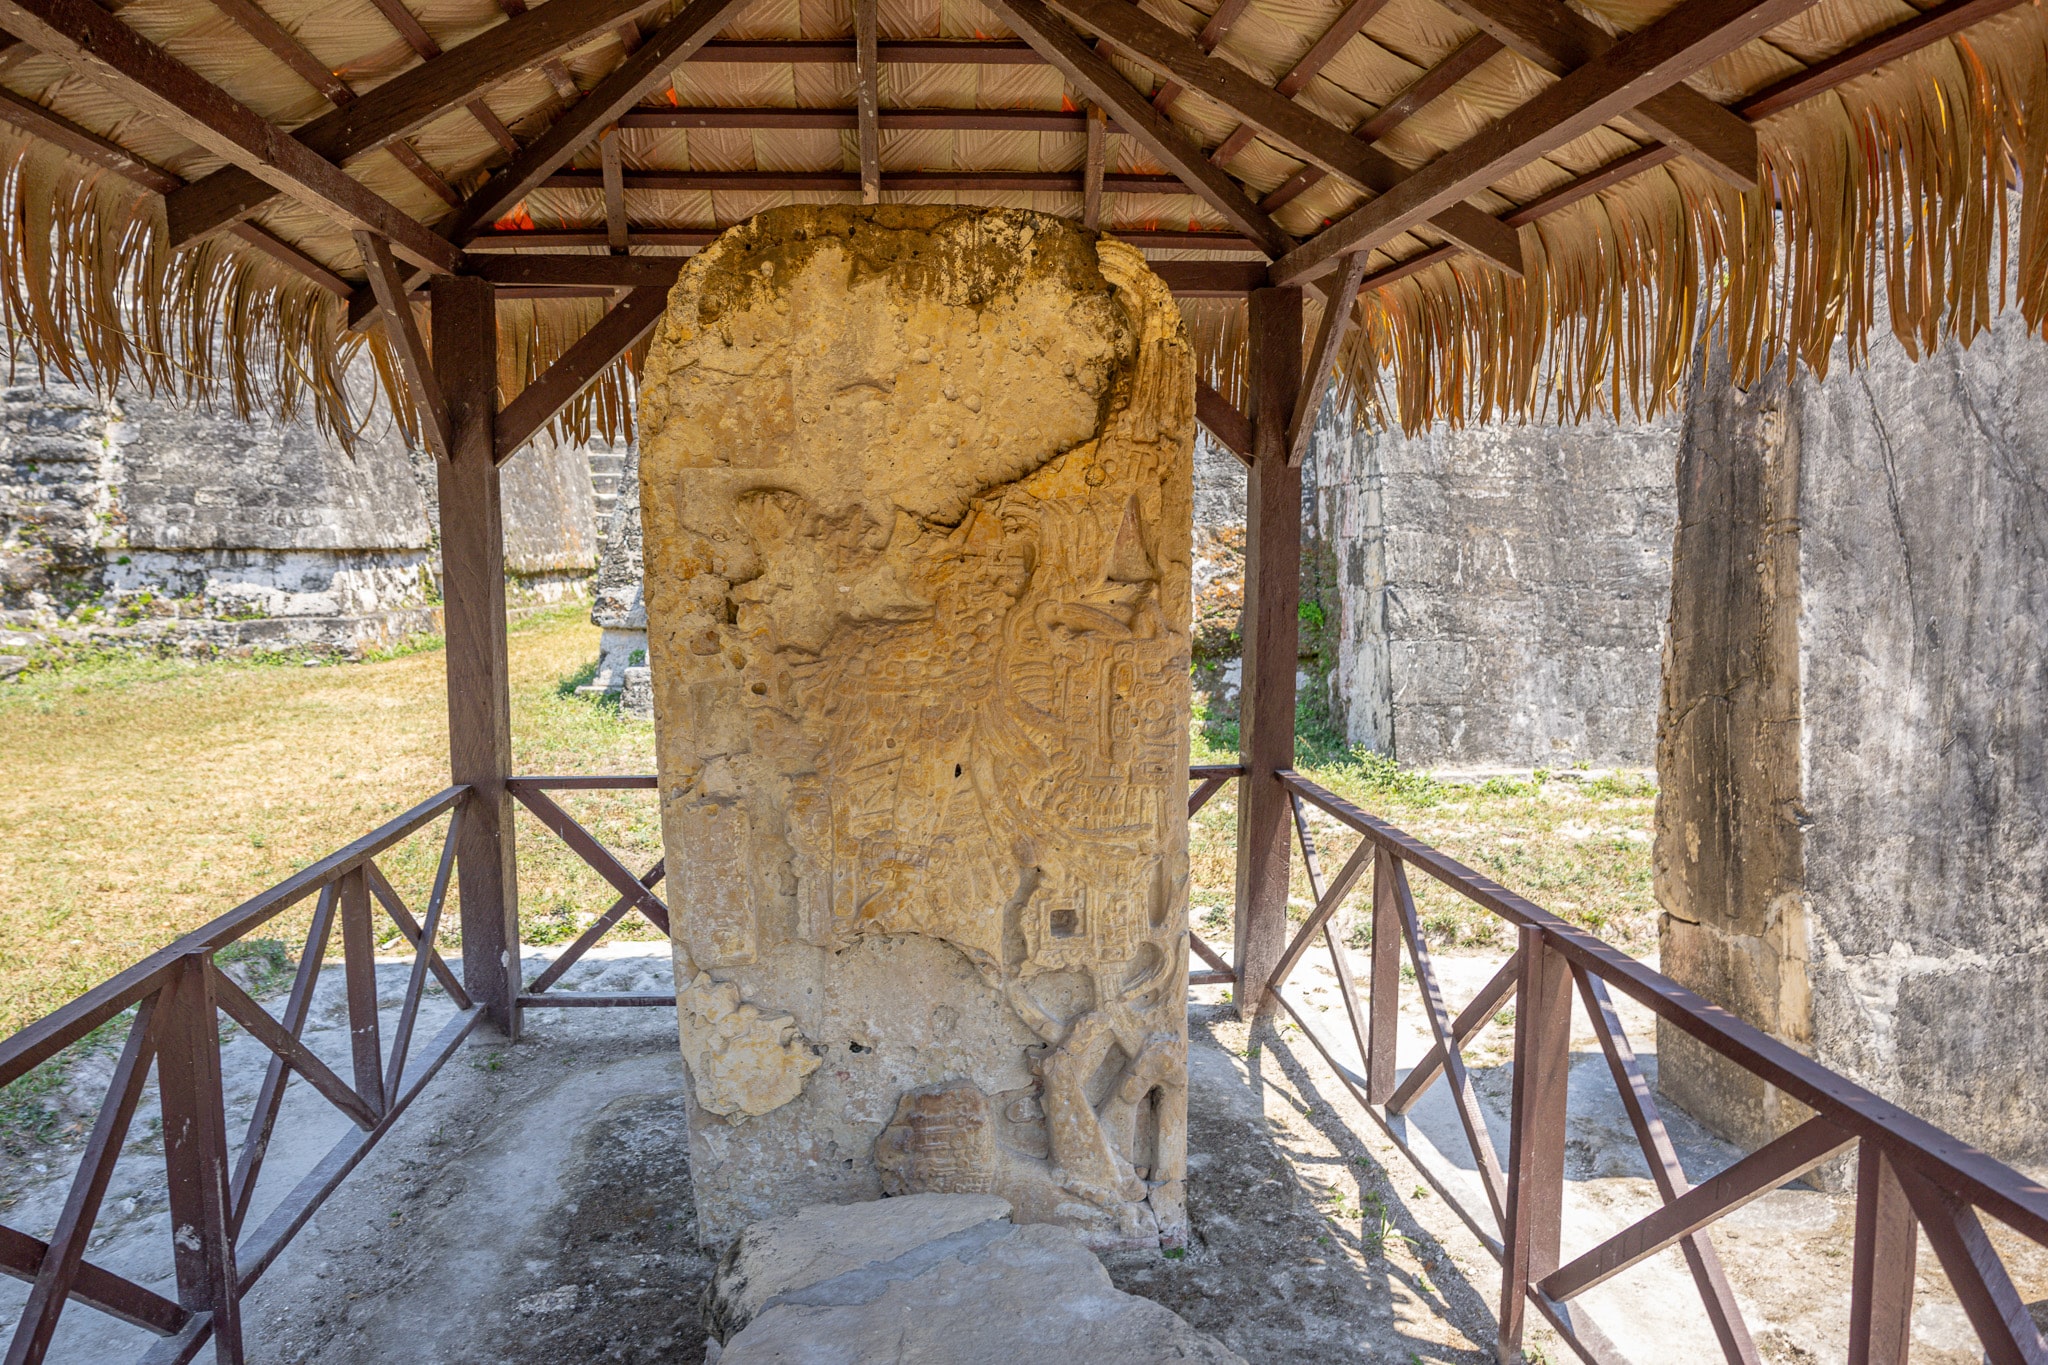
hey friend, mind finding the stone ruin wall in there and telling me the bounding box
[0,375,603,663]
[638,205,1195,1247]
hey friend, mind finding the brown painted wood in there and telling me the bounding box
[1210,0,1390,167]
[1194,381,1254,465]
[155,954,245,1361]
[1286,251,1368,464]
[1187,930,1233,976]
[0,0,458,272]
[1433,0,1757,185]
[855,0,880,204]
[228,886,336,1237]
[1146,259,1268,296]
[336,866,387,1118]
[1497,929,1573,1358]
[1187,970,1234,987]
[618,105,1098,130]
[209,964,379,1131]
[1187,773,1229,816]
[1040,0,1521,273]
[441,0,760,245]
[463,253,684,286]
[526,857,664,994]
[1260,34,1502,214]
[1739,0,2028,119]
[203,0,351,103]
[1365,845,1401,1104]
[1385,948,1520,1113]
[541,167,1186,192]
[1231,285,1302,1019]
[600,127,628,253]
[1275,0,1818,284]
[1267,839,1372,996]
[1847,1142,1918,1365]
[365,860,472,1009]
[465,224,1257,251]
[1577,967,1760,1364]
[494,286,667,461]
[164,0,667,244]
[1082,103,1105,230]
[1893,1167,2048,1365]
[0,1225,186,1338]
[691,37,1041,62]
[1151,0,1251,113]
[3,995,159,1365]
[357,231,453,461]
[432,276,522,1040]
[976,0,1294,259]
[507,784,673,934]
[1541,1115,1856,1301]
[380,814,460,1096]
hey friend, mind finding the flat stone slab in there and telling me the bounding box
[705,1195,1246,1364]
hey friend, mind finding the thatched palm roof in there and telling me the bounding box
[0,0,2035,446]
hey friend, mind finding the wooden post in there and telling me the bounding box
[1847,1141,1918,1365]
[432,276,521,1039]
[1498,926,1574,1361]
[1232,284,1302,1020]
[156,954,243,1362]
[1365,844,1402,1102]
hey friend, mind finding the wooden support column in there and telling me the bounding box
[432,277,521,1039]
[1499,926,1575,1360]
[1232,285,1303,1021]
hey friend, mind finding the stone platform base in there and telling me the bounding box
[0,606,443,659]
[703,1195,1245,1365]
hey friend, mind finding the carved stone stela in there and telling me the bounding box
[638,205,1195,1247]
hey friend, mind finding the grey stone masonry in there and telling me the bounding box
[1308,398,1676,770]
[581,437,648,709]
[1658,315,2048,1164]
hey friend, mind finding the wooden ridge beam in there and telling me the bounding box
[165,0,669,245]
[1039,0,1522,274]
[1434,0,1758,185]
[618,105,1114,131]
[538,167,1188,192]
[977,0,1294,258]
[0,0,460,271]
[462,224,1262,251]
[855,0,880,204]
[1211,0,1391,168]
[690,37,1041,62]
[493,286,668,461]
[1260,32,1502,215]
[441,0,759,245]
[462,252,1263,299]
[1272,0,1820,285]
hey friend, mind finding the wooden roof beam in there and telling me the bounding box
[464,224,1263,250]
[1272,0,1819,285]
[1153,0,1252,113]
[463,252,1270,296]
[1082,102,1106,229]
[1211,0,1391,168]
[979,0,1293,258]
[0,0,459,272]
[360,0,523,153]
[441,0,758,245]
[165,0,669,246]
[494,286,668,461]
[541,167,1191,191]
[689,38,1042,62]
[1260,33,1502,214]
[855,0,880,204]
[1038,0,1523,275]
[356,231,452,461]
[599,126,627,252]
[1435,0,1758,186]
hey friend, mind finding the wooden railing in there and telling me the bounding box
[1251,768,2048,1365]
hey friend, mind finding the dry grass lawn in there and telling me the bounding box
[0,618,1657,1042]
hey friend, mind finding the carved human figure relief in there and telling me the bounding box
[639,205,1194,1246]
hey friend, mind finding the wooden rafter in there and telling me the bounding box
[1152,0,1251,113]
[356,231,452,460]
[1082,102,1105,229]
[201,0,459,206]
[855,0,880,204]
[1038,0,1523,274]
[492,0,584,127]
[978,0,1294,258]
[600,127,627,253]
[440,0,758,245]
[359,0,521,154]
[0,0,459,272]
[1211,0,1390,168]
[165,0,666,245]
[494,286,668,461]
[1261,32,1502,214]
[1434,0,1757,186]
[1286,251,1368,464]
[1273,0,1820,285]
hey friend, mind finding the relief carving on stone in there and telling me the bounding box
[639,205,1194,1245]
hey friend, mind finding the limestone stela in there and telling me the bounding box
[638,204,1197,1247]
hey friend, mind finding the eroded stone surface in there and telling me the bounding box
[705,1195,1247,1364]
[639,205,1195,1245]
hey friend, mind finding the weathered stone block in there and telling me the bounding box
[1658,313,2048,1162]
[639,205,1195,1247]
